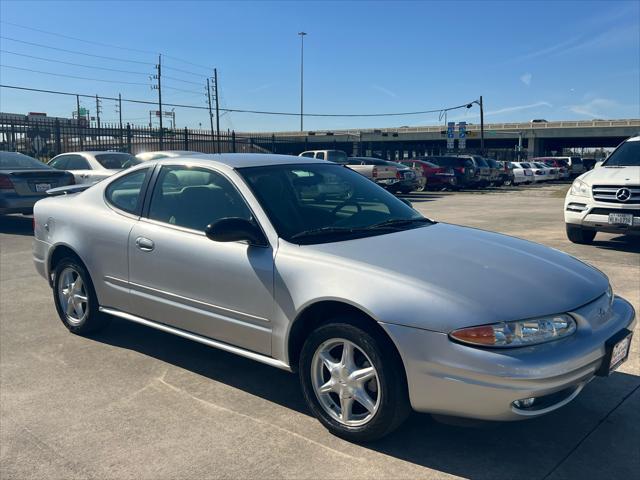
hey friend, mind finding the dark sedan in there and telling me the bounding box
[0,152,75,215]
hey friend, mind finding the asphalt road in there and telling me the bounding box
[1,183,638,480]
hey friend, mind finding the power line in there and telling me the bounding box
[0,83,478,117]
[0,65,150,86]
[0,50,149,75]
[164,85,206,95]
[0,36,154,65]
[0,20,156,55]
[162,64,206,78]
[162,74,204,86]
[1,20,213,71]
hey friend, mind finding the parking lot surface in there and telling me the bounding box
[1,183,638,480]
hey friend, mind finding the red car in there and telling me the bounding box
[400,159,456,191]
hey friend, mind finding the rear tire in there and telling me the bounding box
[566,224,596,244]
[299,320,410,442]
[53,257,109,334]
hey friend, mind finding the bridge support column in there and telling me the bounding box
[527,137,544,157]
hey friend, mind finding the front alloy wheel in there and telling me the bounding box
[311,339,380,426]
[299,321,410,442]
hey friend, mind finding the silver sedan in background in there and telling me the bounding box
[48,151,140,184]
[32,154,635,441]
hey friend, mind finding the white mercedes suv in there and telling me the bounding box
[564,136,640,244]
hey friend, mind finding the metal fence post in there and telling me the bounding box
[54,119,62,156]
[184,127,189,150]
[232,130,236,153]
[126,124,132,153]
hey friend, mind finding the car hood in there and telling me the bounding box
[580,166,640,185]
[301,223,608,330]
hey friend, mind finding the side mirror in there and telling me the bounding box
[205,218,267,246]
[400,198,413,208]
[595,161,604,168]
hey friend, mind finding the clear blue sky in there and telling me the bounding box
[1,0,638,131]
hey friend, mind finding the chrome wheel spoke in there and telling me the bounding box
[72,276,83,294]
[340,341,355,370]
[318,379,335,394]
[350,366,375,384]
[319,350,339,371]
[340,395,354,422]
[74,294,88,304]
[353,389,376,414]
[65,297,75,315]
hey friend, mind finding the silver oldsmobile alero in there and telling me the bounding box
[33,153,635,441]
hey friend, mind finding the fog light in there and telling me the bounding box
[513,397,535,409]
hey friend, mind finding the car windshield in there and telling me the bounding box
[474,157,489,167]
[0,152,51,170]
[239,163,431,244]
[95,153,141,169]
[603,141,640,167]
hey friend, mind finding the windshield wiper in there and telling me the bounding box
[364,217,434,230]
[290,217,434,241]
[290,226,361,240]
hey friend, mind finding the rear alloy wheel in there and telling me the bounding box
[53,258,109,334]
[503,178,513,186]
[300,321,410,442]
[566,224,596,244]
[416,178,427,192]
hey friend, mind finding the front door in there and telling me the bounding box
[127,165,274,355]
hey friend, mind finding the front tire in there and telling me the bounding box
[299,321,410,442]
[53,257,109,334]
[566,224,596,244]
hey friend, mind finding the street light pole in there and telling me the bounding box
[467,96,485,154]
[479,95,484,154]
[298,31,307,132]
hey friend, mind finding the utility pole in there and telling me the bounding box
[95,94,102,128]
[76,94,84,149]
[214,68,220,153]
[206,77,215,152]
[152,54,163,149]
[298,32,307,132]
[117,93,123,130]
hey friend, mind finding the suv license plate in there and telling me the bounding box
[35,183,51,192]
[608,213,633,226]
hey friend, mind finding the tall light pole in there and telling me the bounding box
[467,96,484,154]
[298,31,307,132]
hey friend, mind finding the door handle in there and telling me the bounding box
[135,237,155,252]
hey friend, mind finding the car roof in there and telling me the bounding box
[152,153,327,169]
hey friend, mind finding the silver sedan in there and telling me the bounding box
[33,154,635,441]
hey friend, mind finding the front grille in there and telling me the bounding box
[592,185,640,204]
[589,208,640,216]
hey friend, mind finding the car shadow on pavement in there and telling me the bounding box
[91,317,639,480]
[593,235,640,254]
[0,214,33,236]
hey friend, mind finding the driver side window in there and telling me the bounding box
[148,166,252,232]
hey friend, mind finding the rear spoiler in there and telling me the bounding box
[46,183,94,196]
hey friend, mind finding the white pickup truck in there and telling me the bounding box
[299,151,397,183]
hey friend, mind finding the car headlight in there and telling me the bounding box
[449,314,576,348]
[570,178,590,197]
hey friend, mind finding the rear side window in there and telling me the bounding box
[48,156,69,170]
[105,168,149,215]
[95,153,140,169]
[315,152,325,160]
[65,155,91,170]
[300,152,315,158]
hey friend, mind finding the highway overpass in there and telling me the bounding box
[247,119,640,159]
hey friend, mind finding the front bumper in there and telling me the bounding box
[381,295,635,421]
[564,195,640,235]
